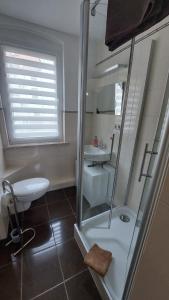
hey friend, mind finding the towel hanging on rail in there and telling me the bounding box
[105,0,169,51]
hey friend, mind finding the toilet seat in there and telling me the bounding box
[13,178,50,202]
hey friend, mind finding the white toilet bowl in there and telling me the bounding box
[12,177,50,212]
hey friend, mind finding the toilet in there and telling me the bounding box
[12,177,50,212]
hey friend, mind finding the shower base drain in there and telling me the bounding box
[120,214,130,223]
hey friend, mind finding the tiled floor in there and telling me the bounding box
[0,187,102,300]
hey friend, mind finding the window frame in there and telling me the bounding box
[0,42,65,147]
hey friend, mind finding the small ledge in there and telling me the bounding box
[4,141,70,149]
[3,167,23,179]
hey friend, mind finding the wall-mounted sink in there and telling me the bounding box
[84,145,111,162]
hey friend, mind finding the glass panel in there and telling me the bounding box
[126,73,169,273]
[82,0,131,220]
[77,3,169,300]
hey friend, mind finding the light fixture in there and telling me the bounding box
[104,64,119,73]
[94,64,127,78]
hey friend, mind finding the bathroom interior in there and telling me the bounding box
[1,0,169,300]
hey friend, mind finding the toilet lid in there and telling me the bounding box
[13,178,50,197]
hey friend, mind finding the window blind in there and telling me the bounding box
[2,46,62,144]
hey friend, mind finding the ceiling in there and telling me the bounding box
[0,0,108,39]
[0,0,81,36]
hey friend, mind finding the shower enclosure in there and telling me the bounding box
[75,1,169,299]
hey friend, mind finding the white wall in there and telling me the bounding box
[4,113,77,188]
[0,14,82,188]
[91,114,115,150]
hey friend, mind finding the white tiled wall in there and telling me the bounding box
[128,21,169,212]
[4,113,77,189]
[114,38,154,206]
[91,114,115,151]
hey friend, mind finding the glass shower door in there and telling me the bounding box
[125,72,169,279]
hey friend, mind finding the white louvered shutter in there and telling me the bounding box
[2,46,63,144]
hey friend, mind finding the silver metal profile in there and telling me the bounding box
[76,0,90,229]
[108,38,135,228]
[122,90,169,299]
[96,20,169,66]
[138,143,158,182]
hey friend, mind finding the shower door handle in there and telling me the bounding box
[138,143,158,182]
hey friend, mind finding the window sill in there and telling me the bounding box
[4,141,70,149]
[3,167,23,179]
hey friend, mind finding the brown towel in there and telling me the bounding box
[105,0,169,51]
[84,244,112,277]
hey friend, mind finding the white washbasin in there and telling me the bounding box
[84,145,110,162]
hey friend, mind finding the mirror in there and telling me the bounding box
[96,82,125,115]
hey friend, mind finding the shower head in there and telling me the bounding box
[91,7,96,16]
[91,0,101,16]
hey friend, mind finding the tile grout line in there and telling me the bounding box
[64,190,76,217]
[25,190,78,300]
[54,215,72,300]
[64,268,87,283]
[45,196,58,245]
[57,251,70,300]
[30,282,64,300]
[0,261,15,270]
[29,268,88,300]
[46,190,74,221]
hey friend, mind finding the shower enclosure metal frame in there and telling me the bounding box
[76,0,90,229]
[76,0,135,230]
[76,0,169,299]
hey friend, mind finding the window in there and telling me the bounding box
[115,83,123,116]
[1,46,63,145]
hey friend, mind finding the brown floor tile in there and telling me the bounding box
[48,198,72,221]
[22,222,55,255]
[46,189,66,204]
[68,196,76,214]
[31,195,47,208]
[36,284,67,300]
[66,270,102,300]
[0,262,21,300]
[23,205,49,228]
[51,215,76,245]
[64,186,76,198]
[57,239,86,279]
[22,247,63,300]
